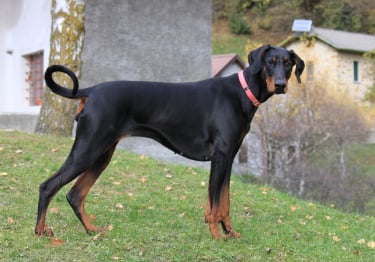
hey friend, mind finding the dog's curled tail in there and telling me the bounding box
[44,65,82,98]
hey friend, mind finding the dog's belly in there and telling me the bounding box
[130,125,213,161]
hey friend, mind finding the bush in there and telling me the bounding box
[229,13,252,35]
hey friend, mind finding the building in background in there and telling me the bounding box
[280,26,375,101]
[0,0,51,115]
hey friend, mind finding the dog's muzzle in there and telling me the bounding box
[275,79,287,94]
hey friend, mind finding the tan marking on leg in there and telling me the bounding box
[72,171,105,233]
[205,182,241,239]
[205,194,222,239]
[35,210,54,237]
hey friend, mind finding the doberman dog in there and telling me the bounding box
[35,45,304,239]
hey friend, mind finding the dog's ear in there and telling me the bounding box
[290,50,305,83]
[248,44,271,74]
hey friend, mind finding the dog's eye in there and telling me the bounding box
[268,60,276,66]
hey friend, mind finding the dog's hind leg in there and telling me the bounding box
[35,134,115,237]
[35,157,86,237]
[66,143,117,234]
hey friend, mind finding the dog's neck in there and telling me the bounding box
[238,70,261,107]
[243,68,274,104]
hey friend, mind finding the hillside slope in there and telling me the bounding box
[0,131,375,260]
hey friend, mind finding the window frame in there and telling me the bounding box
[353,60,359,83]
[25,51,44,106]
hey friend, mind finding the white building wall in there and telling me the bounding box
[0,0,51,114]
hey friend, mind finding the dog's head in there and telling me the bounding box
[248,45,305,94]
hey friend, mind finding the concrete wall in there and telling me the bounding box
[0,114,38,133]
[80,0,212,87]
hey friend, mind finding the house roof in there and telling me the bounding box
[280,27,375,53]
[211,54,246,77]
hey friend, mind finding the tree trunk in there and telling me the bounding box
[35,0,85,136]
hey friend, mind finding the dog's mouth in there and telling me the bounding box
[274,81,288,94]
[275,88,286,94]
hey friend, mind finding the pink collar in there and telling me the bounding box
[238,70,261,107]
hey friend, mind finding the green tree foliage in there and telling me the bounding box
[213,0,375,35]
[229,12,252,35]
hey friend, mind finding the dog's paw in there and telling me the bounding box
[35,225,54,237]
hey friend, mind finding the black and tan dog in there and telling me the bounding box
[35,45,304,239]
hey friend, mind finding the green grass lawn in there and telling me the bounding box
[1,131,375,261]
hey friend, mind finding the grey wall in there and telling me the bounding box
[80,0,212,86]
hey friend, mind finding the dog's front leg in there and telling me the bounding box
[205,151,240,239]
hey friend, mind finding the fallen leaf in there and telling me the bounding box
[325,216,332,220]
[112,181,121,185]
[277,216,283,224]
[367,241,375,249]
[306,214,313,220]
[7,217,14,224]
[115,203,124,209]
[51,238,64,247]
[140,176,147,183]
[15,149,23,154]
[51,148,59,152]
[0,172,8,176]
[112,257,119,261]
[165,174,173,179]
[108,224,114,231]
[179,212,185,218]
[290,205,297,212]
[49,207,59,214]
[0,147,4,151]
[127,192,134,197]
[92,233,102,241]
[265,247,272,254]
[333,235,341,242]
[165,186,173,191]
[140,155,145,160]
[357,239,366,245]
[200,181,206,186]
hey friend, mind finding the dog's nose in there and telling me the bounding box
[275,79,286,89]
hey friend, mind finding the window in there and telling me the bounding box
[25,52,44,106]
[353,61,359,82]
